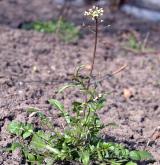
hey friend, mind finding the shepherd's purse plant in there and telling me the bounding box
[7,6,153,165]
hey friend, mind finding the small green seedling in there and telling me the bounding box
[21,19,80,43]
[124,33,154,54]
[128,35,140,50]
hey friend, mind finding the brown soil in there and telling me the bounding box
[0,0,160,164]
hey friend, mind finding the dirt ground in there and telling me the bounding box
[0,0,160,164]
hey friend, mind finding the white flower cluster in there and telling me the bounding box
[84,6,104,21]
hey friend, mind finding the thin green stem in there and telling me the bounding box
[87,18,98,90]
[84,18,98,117]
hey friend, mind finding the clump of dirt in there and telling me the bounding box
[0,0,160,164]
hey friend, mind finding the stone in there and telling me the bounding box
[121,4,160,22]
[132,0,160,12]
[121,0,160,22]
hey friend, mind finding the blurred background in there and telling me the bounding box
[1,0,160,27]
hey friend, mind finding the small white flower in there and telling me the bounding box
[84,6,104,21]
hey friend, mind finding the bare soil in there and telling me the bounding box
[0,0,160,164]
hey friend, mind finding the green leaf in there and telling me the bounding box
[129,150,153,161]
[49,99,71,124]
[36,155,44,165]
[27,107,38,114]
[37,112,48,121]
[89,145,95,152]
[80,151,90,165]
[72,101,83,113]
[45,145,60,154]
[107,160,121,165]
[58,84,76,93]
[27,153,36,161]
[129,151,141,160]
[7,121,23,136]
[45,157,54,165]
[23,131,33,139]
[125,162,137,165]
[22,123,33,139]
[30,134,47,151]
[49,99,64,111]
[97,150,103,161]
[138,151,153,160]
[36,130,51,141]
[74,65,85,77]
[8,142,22,151]
[31,133,60,155]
